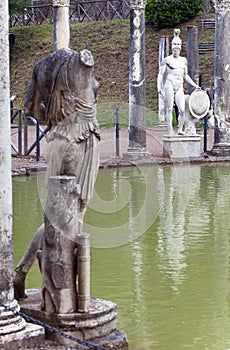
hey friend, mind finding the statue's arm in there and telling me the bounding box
[183,58,200,89]
[24,70,46,121]
[157,58,167,95]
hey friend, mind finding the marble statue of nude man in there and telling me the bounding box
[157,29,200,135]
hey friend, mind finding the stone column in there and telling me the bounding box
[0,0,26,335]
[186,26,199,95]
[0,3,14,310]
[124,0,150,160]
[53,0,70,52]
[158,36,169,124]
[77,233,90,313]
[211,0,230,155]
[0,1,44,347]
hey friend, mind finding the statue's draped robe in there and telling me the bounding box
[25,48,100,208]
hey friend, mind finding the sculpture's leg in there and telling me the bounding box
[175,90,185,135]
[14,224,44,300]
[166,108,174,135]
[165,83,175,135]
[177,111,185,135]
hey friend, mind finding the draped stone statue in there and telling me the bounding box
[14,48,100,313]
[157,29,200,135]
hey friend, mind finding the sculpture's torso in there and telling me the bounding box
[163,55,187,91]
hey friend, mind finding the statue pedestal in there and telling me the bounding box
[155,123,168,132]
[19,289,128,349]
[163,135,201,158]
[211,143,230,157]
[123,147,152,161]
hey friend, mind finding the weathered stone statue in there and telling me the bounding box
[14,48,100,313]
[157,29,200,135]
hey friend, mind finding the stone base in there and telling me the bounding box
[0,323,44,350]
[210,143,230,156]
[47,328,128,349]
[154,123,168,131]
[19,289,128,349]
[123,147,152,161]
[163,135,201,158]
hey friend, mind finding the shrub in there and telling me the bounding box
[9,0,31,14]
[146,0,204,28]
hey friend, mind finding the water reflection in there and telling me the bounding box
[85,166,160,248]
[157,165,201,294]
[13,163,230,349]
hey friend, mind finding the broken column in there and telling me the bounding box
[186,26,199,95]
[158,36,169,124]
[211,0,230,155]
[124,0,150,160]
[53,0,70,51]
[0,1,44,348]
[77,233,90,313]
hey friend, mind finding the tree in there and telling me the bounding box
[9,0,31,14]
[146,0,204,28]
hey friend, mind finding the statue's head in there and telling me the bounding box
[171,29,182,57]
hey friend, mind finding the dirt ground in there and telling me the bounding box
[11,124,221,176]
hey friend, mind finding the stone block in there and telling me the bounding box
[0,323,44,350]
[19,289,128,349]
[210,143,230,157]
[123,147,152,161]
[163,135,201,158]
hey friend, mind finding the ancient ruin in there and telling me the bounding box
[124,0,151,160]
[211,0,230,155]
[14,47,128,348]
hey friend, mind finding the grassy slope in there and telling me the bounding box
[10,14,215,127]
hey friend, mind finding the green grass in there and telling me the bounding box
[97,102,158,129]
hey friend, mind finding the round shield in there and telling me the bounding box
[189,89,210,119]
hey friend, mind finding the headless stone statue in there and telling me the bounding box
[14,48,100,310]
[157,29,200,135]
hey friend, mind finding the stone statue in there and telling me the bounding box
[157,29,200,135]
[14,48,100,312]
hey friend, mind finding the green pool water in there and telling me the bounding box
[13,163,230,350]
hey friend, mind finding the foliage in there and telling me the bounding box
[146,0,205,28]
[9,0,31,14]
